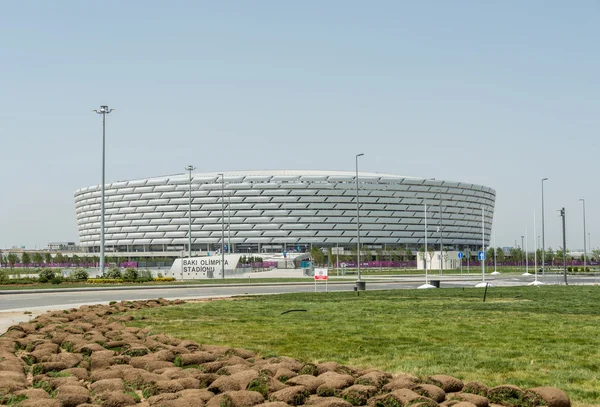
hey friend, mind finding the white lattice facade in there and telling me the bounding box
[74,170,496,253]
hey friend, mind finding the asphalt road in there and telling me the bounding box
[0,273,595,312]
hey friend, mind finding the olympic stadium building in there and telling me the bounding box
[74,170,496,255]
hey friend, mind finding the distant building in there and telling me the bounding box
[48,242,78,251]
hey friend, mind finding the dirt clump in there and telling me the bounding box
[206,390,265,407]
[340,384,378,406]
[429,375,464,393]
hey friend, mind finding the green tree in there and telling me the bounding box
[486,247,495,266]
[72,255,80,265]
[54,253,65,264]
[545,248,555,265]
[592,249,600,261]
[405,247,413,261]
[32,253,43,265]
[44,252,52,264]
[496,247,505,265]
[427,246,435,266]
[556,247,565,265]
[310,247,325,266]
[7,253,19,269]
[418,245,425,268]
[21,252,31,267]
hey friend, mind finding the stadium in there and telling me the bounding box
[74,170,496,256]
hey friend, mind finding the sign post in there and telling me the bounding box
[457,251,464,274]
[314,268,328,292]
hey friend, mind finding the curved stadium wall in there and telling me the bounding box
[74,170,496,253]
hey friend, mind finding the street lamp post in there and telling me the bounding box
[559,207,568,285]
[541,178,548,275]
[355,153,364,289]
[439,201,443,275]
[227,193,232,254]
[185,165,196,258]
[521,235,525,272]
[93,106,114,276]
[579,199,586,272]
[219,173,225,278]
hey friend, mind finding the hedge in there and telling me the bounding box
[87,277,176,284]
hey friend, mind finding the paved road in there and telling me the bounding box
[0,273,595,312]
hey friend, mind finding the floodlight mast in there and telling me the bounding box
[93,106,114,276]
[185,165,196,259]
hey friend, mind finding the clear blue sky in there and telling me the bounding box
[1,1,598,252]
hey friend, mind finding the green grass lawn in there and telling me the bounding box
[127,286,600,406]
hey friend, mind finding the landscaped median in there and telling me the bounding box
[0,298,573,407]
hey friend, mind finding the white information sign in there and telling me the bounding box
[169,254,242,279]
[314,268,328,280]
[314,268,328,292]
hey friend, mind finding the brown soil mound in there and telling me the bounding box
[178,351,218,365]
[317,377,354,397]
[340,384,378,406]
[55,384,91,407]
[209,370,260,393]
[269,385,309,405]
[14,388,49,399]
[90,378,125,394]
[369,388,437,407]
[413,383,446,402]
[354,371,390,388]
[382,374,421,392]
[274,367,297,383]
[461,382,489,397]
[487,385,524,407]
[429,375,464,393]
[62,367,89,380]
[176,388,216,402]
[97,391,137,407]
[18,399,62,407]
[447,392,489,407]
[286,374,326,393]
[448,402,478,407]
[306,395,353,407]
[526,387,570,407]
[206,390,265,407]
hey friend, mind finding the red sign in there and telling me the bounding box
[314,268,328,280]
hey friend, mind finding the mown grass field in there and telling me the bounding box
[128,285,600,406]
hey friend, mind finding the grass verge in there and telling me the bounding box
[127,285,600,406]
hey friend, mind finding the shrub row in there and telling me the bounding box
[87,277,176,284]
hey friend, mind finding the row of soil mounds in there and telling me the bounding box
[0,299,570,407]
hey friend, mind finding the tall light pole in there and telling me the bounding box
[579,199,586,272]
[227,193,232,254]
[541,178,548,275]
[355,153,364,288]
[93,106,114,276]
[185,165,196,258]
[559,207,568,285]
[521,235,525,274]
[219,173,225,278]
[439,200,443,275]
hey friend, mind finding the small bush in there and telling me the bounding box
[567,266,572,272]
[153,277,176,282]
[586,267,591,272]
[38,268,56,283]
[123,268,139,280]
[71,268,89,281]
[87,278,124,284]
[105,267,122,279]
[51,276,63,285]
